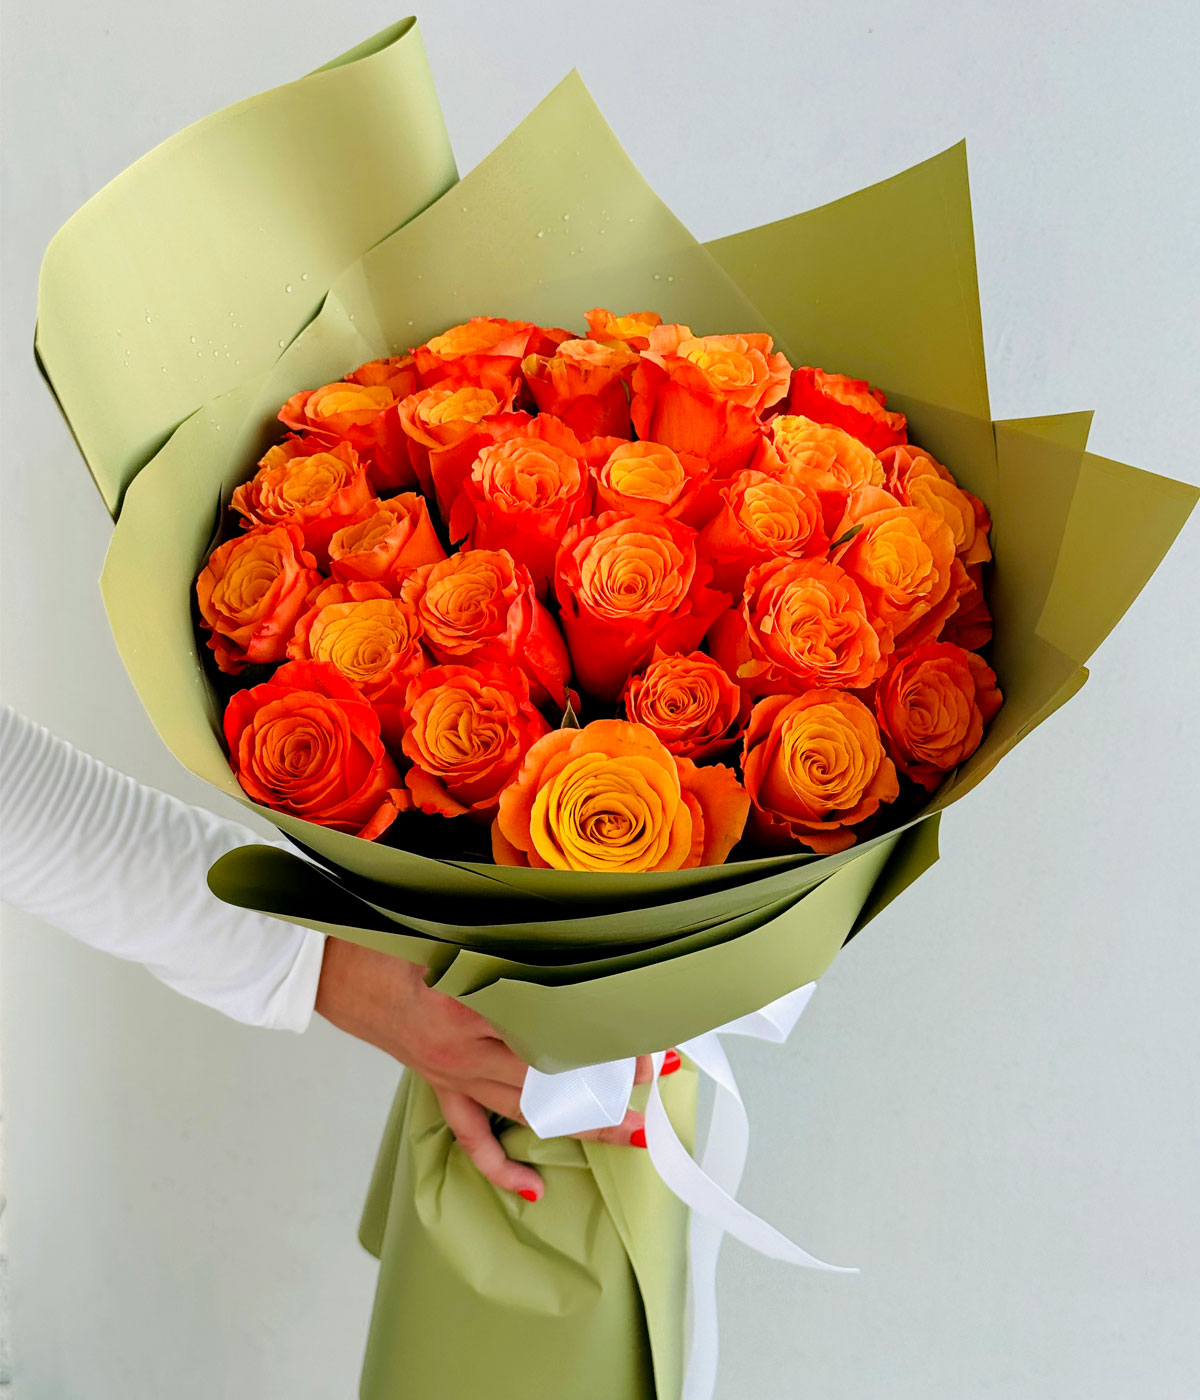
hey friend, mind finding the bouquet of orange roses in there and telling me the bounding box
[36,20,1196,1400]
[195,312,1002,877]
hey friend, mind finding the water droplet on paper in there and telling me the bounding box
[301,272,310,282]
[562,213,571,221]
[667,275,675,283]
[536,230,544,239]
[160,365,167,373]
[213,349,220,357]
[407,320,414,327]
[653,273,662,281]
[115,329,123,338]
[144,313,152,323]
[189,335,196,344]
[285,283,293,294]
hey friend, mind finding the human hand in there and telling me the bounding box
[314,936,673,1198]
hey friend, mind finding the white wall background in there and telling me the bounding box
[2,1,1198,1396]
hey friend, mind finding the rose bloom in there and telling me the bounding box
[231,438,375,566]
[833,503,972,656]
[878,444,992,565]
[279,380,412,491]
[786,366,908,452]
[753,415,885,527]
[287,581,427,747]
[401,663,551,818]
[401,548,571,709]
[396,383,514,513]
[448,416,591,595]
[594,440,712,524]
[328,497,446,590]
[698,470,829,595]
[196,523,322,674]
[630,364,763,476]
[520,338,638,440]
[224,659,407,838]
[874,642,1002,790]
[346,354,421,398]
[645,325,791,414]
[742,690,899,854]
[585,307,663,351]
[492,719,749,872]
[622,651,749,761]
[708,557,890,698]
[413,317,557,395]
[555,512,730,702]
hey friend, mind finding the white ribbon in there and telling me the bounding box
[521,984,856,1400]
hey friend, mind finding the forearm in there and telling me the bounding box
[0,703,325,1031]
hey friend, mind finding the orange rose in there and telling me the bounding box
[346,354,421,398]
[402,549,571,709]
[555,512,730,702]
[585,308,662,351]
[279,381,412,491]
[396,384,515,514]
[786,366,908,452]
[878,444,992,565]
[196,523,322,675]
[708,557,890,698]
[447,416,591,595]
[413,317,547,395]
[287,581,427,747]
[328,496,446,590]
[622,651,749,761]
[645,325,792,413]
[742,690,899,853]
[224,660,407,838]
[753,415,885,529]
[594,440,712,524]
[520,338,638,440]
[231,438,375,566]
[698,470,829,595]
[400,663,551,818]
[491,719,748,871]
[833,505,959,644]
[874,642,1001,790]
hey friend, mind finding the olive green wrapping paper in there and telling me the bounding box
[36,20,1198,1400]
[357,1068,697,1400]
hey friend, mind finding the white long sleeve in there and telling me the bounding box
[0,703,326,1032]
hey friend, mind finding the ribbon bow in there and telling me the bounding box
[521,984,855,1400]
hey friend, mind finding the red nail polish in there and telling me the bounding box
[661,1050,681,1076]
[630,1127,647,1149]
[519,1189,539,1202]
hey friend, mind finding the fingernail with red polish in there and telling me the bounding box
[661,1050,681,1076]
[519,1189,539,1202]
[630,1127,647,1149]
